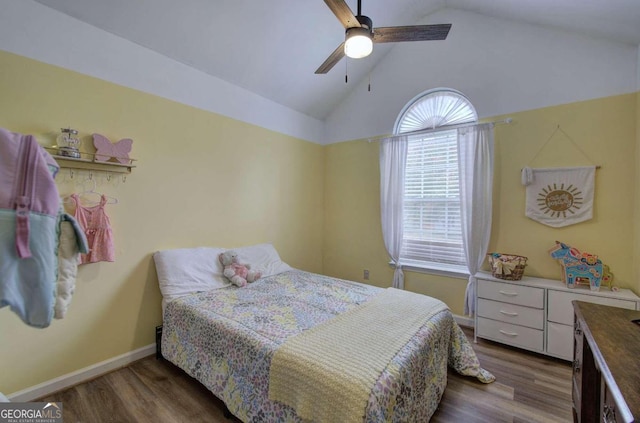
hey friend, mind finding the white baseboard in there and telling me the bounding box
[7,344,155,402]
[453,314,474,328]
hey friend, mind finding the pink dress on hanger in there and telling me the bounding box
[71,194,115,264]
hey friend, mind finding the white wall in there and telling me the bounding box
[1,3,637,145]
[637,45,640,89]
[324,8,639,143]
[0,0,325,144]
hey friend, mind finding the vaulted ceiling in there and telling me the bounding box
[34,0,640,121]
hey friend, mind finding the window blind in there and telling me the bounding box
[402,130,465,266]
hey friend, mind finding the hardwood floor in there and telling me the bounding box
[431,328,572,423]
[38,327,572,422]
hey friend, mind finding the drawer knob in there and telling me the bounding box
[498,290,518,297]
[498,329,518,337]
[603,405,616,423]
[499,310,519,317]
[574,322,582,336]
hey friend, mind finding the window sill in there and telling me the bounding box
[390,260,469,279]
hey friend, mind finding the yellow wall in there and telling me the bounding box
[635,89,640,292]
[324,93,640,314]
[0,50,324,394]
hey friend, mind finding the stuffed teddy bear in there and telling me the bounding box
[218,250,262,287]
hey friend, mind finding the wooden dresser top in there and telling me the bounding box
[573,301,640,422]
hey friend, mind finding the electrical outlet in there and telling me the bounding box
[363,269,370,280]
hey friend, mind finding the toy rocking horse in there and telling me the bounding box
[549,241,613,291]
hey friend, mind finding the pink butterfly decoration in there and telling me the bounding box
[92,133,133,164]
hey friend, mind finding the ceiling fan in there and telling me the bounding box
[316,0,452,74]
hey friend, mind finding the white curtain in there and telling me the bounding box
[380,135,408,289]
[458,123,494,316]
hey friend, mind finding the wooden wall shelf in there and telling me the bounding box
[52,155,136,174]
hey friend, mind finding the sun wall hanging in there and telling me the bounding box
[522,166,595,227]
[520,125,599,228]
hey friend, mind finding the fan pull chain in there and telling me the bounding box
[368,74,371,92]
[345,59,348,84]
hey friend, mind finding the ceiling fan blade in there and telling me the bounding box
[315,42,346,74]
[373,24,452,43]
[323,0,361,28]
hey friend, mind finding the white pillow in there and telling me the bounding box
[153,247,230,303]
[234,243,292,277]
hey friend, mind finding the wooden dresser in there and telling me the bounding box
[474,272,640,360]
[572,301,640,423]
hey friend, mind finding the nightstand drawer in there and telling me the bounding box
[477,298,544,329]
[547,321,573,360]
[477,280,544,308]
[476,317,544,352]
[548,290,637,325]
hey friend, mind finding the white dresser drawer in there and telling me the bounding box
[546,321,573,360]
[477,298,544,329]
[477,280,544,309]
[548,290,638,325]
[476,317,544,352]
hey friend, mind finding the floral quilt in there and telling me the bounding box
[161,270,493,422]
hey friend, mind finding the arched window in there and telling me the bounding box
[395,88,477,272]
[394,88,477,134]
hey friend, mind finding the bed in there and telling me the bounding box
[155,244,494,423]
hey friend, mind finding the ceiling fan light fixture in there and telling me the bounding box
[344,27,373,59]
[315,0,451,74]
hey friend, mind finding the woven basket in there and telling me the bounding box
[487,253,527,281]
